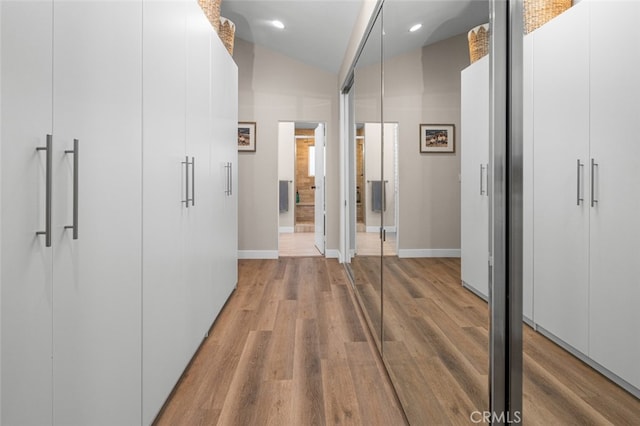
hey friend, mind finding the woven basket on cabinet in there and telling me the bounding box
[198,0,221,33]
[468,24,489,63]
[220,17,235,55]
[524,0,572,34]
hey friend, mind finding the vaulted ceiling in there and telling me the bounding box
[220,0,489,75]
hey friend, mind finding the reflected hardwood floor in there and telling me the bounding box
[154,258,406,425]
[352,256,640,425]
[356,231,397,256]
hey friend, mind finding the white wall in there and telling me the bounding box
[277,122,295,232]
[234,38,340,258]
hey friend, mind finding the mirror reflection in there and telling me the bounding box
[350,10,384,349]
[346,0,640,423]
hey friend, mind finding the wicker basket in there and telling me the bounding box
[219,17,235,55]
[468,24,490,63]
[524,0,572,34]
[198,0,221,33]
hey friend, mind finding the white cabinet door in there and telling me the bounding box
[51,2,142,424]
[588,0,640,390]
[211,34,238,318]
[532,3,590,354]
[460,56,489,299]
[0,2,54,424]
[185,0,216,344]
[522,34,534,321]
[142,1,189,424]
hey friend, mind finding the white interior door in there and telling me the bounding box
[314,123,325,254]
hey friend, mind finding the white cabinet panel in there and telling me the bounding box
[532,3,590,354]
[460,56,489,299]
[142,1,189,424]
[588,0,640,389]
[0,2,53,424]
[211,35,238,307]
[185,1,216,345]
[522,34,534,321]
[51,2,142,424]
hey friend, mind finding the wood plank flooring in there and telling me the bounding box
[154,258,406,425]
[351,256,640,425]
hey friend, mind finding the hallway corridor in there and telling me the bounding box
[155,258,406,425]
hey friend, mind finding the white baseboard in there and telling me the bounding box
[238,250,279,259]
[279,227,294,233]
[325,249,341,260]
[365,226,396,233]
[397,249,461,258]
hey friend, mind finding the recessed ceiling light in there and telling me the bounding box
[272,20,285,29]
[409,23,422,33]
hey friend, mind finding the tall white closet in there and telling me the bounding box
[0,1,239,424]
[460,0,639,395]
[460,55,490,300]
[532,0,640,391]
[142,1,238,423]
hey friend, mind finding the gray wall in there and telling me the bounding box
[354,33,469,255]
[234,38,340,257]
[385,33,469,254]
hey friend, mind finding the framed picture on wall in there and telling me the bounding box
[238,121,257,152]
[420,124,455,153]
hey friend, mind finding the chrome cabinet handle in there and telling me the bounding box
[480,164,485,195]
[591,158,598,207]
[229,162,233,196]
[191,156,195,206]
[576,159,584,206]
[36,134,53,247]
[182,156,190,208]
[224,163,228,195]
[64,139,79,239]
[224,162,233,196]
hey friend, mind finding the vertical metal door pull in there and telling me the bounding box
[191,156,195,206]
[480,164,486,195]
[576,159,584,206]
[64,139,79,239]
[591,158,599,207]
[36,135,53,247]
[224,162,233,196]
[183,156,190,208]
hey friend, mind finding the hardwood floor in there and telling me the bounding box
[352,256,640,425]
[154,258,406,425]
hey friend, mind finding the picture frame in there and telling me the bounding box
[238,121,257,152]
[419,124,455,153]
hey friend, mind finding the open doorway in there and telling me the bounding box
[278,121,325,257]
